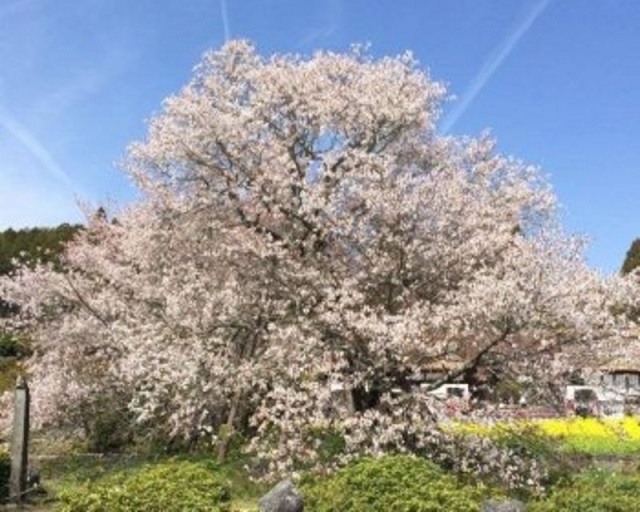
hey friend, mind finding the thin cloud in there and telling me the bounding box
[441,0,551,134]
[32,69,105,120]
[298,22,339,49]
[296,0,343,50]
[0,107,76,192]
[220,0,230,42]
[32,41,140,120]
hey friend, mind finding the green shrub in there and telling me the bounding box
[0,354,22,394]
[302,454,491,512]
[0,450,9,503]
[63,392,137,454]
[84,404,135,454]
[530,469,640,511]
[494,379,524,403]
[0,332,30,359]
[300,426,346,468]
[492,424,580,491]
[57,458,232,512]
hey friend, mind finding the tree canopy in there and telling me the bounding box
[0,42,633,474]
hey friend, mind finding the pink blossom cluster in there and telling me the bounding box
[0,41,635,483]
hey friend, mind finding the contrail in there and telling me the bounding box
[220,0,230,42]
[0,108,76,192]
[441,0,551,134]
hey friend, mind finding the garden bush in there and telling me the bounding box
[302,454,491,512]
[415,427,551,497]
[57,458,232,512]
[83,401,135,454]
[0,449,9,502]
[55,390,137,454]
[0,356,21,394]
[491,423,579,490]
[451,420,594,494]
[530,468,640,511]
[0,332,24,358]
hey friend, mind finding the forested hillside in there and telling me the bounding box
[622,238,640,275]
[0,223,81,389]
[0,224,81,277]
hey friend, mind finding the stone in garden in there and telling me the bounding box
[27,467,41,489]
[258,479,304,512]
[481,498,527,512]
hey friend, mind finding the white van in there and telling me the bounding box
[423,383,471,401]
[423,383,471,415]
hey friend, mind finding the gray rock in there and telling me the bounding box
[27,467,41,489]
[481,498,527,512]
[258,479,304,512]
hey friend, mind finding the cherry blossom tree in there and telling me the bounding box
[0,41,631,475]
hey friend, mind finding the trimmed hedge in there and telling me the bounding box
[302,454,491,512]
[57,458,231,512]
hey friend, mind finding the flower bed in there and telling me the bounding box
[454,417,640,455]
[537,417,640,455]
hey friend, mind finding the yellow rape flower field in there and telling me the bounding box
[454,416,640,455]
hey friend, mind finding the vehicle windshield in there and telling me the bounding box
[446,387,465,398]
[575,389,597,402]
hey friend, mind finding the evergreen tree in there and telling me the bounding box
[621,238,640,275]
[0,223,81,365]
[0,223,81,276]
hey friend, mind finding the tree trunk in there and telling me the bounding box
[216,387,243,462]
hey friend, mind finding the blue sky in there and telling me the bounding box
[1,0,639,274]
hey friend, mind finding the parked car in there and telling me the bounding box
[422,383,471,414]
[426,383,470,400]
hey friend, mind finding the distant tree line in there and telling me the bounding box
[0,223,81,277]
[0,223,81,360]
[622,238,640,276]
